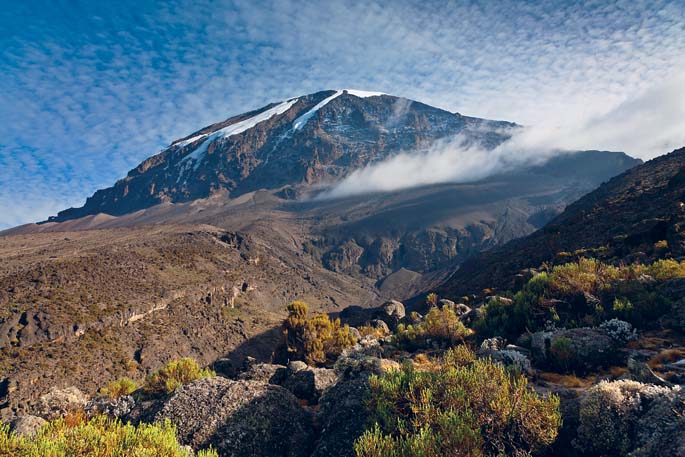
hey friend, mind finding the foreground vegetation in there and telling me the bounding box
[0,414,217,456]
[354,347,561,457]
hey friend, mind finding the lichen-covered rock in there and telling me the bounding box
[459,307,485,327]
[632,385,685,457]
[84,395,135,419]
[287,360,308,373]
[280,366,337,403]
[575,380,682,456]
[9,415,46,438]
[238,362,287,384]
[333,343,394,379]
[371,300,406,331]
[156,377,315,457]
[34,386,88,420]
[312,377,370,457]
[380,300,405,318]
[531,327,617,372]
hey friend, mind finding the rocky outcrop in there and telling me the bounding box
[322,240,365,274]
[530,327,617,372]
[84,395,135,419]
[156,377,315,457]
[34,386,88,420]
[312,344,400,457]
[9,415,46,438]
[280,362,337,404]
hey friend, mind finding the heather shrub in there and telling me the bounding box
[425,292,439,307]
[354,347,561,456]
[284,301,357,365]
[144,358,215,396]
[393,305,470,350]
[640,258,685,281]
[0,415,217,456]
[101,377,138,399]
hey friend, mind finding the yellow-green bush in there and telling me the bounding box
[144,357,215,396]
[548,258,619,296]
[354,347,561,457]
[394,305,470,350]
[0,415,217,456]
[478,257,685,338]
[284,301,357,365]
[640,258,685,281]
[101,377,138,399]
[358,324,389,339]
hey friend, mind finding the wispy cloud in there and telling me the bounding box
[1,0,684,227]
[323,74,685,199]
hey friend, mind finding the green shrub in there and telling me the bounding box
[642,258,685,280]
[475,273,550,340]
[549,337,574,372]
[358,325,390,339]
[548,258,619,296]
[612,297,635,321]
[393,305,470,350]
[144,357,215,396]
[101,377,138,399]
[0,415,217,456]
[284,301,357,365]
[354,347,561,457]
[477,258,685,338]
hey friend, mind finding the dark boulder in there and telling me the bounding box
[156,377,315,457]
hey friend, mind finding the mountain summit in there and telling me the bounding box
[50,90,517,221]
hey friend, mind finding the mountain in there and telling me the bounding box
[49,89,517,222]
[25,89,640,282]
[0,90,641,416]
[438,146,685,298]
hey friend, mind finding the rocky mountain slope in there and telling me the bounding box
[13,90,639,282]
[439,146,685,298]
[0,90,641,417]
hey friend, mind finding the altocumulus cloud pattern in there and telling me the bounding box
[1,0,684,228]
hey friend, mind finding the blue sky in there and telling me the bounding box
[1,0,684,229]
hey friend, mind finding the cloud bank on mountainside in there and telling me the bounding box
[322,76,685,199]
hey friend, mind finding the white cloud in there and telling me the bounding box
[322,74,685,199]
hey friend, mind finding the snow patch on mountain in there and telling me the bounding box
[176,98,298,176]
[291,89,386,131]
[343,89,386,98]
[292,90,344,130]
